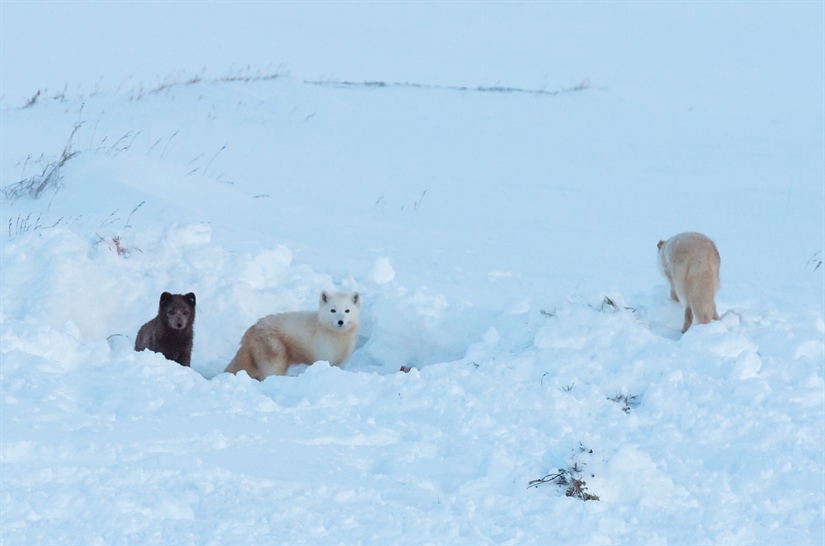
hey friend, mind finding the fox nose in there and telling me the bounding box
[337,319,344,326]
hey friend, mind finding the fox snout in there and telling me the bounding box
[330,313,353,329]
[167,311,189,330]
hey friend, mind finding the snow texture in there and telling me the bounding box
[1,3,823,545]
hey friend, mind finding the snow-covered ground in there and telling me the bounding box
[1,3,823,544]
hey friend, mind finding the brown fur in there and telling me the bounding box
[657,232,720,333]
[135,292,196,366]
[225,291,360,380]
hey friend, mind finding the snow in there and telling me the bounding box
[1,2,824,544]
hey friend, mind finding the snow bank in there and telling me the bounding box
[1,3,823,542]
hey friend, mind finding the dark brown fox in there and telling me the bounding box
[135,292,196,367]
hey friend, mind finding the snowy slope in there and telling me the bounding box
[2,3,824,545]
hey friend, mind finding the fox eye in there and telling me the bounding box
[330,309,336,313]
[345,309,350,313]
[183,310,190,316]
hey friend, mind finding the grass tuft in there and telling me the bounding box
[2,124,82,202]
[6,213,74,239]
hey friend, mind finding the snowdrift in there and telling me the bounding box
[2,4,823,543]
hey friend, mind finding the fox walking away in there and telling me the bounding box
[657,232,720,333]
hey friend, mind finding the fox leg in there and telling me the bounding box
[681,306,693,334]
[249,339,289,379]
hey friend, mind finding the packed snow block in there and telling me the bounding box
[164,223,211,248]
[371,257,396,284]
[597,445,692,509]
[731,350,762,381]
[239,246,293,290]
[794,339,825,362]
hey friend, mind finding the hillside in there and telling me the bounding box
[1,3,823,544]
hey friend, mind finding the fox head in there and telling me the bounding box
[159,291,196,331]
[318,291,360,331]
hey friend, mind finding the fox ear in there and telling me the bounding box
[160,292,173,305]
[185,293,196,306]
[320,291,329,305]
[657,240,665,249]
[352,292,360,306]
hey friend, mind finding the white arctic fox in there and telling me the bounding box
[657,232,721,333]
[225,291,360,380]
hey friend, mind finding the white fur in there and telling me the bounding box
[225,291,360,380]
[657,232,721,333]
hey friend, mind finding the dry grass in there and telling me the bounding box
[608,392,640,414]
[528,466,600,501]
[95,233,140,257]
[6,213,74,238]
[528,444,600,501]
[305,78,593,97]
[807,251,822,273]
[2,124,81,202]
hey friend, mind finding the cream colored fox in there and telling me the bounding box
[657,232,720,333]
[225,291,360,380]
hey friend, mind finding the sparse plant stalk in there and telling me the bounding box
[23,90,41,108]
[95,233,140,257]
[806,251,822,272]
[589,296,639,314]
[6,213,71,239]
[528,443,599,501]
[203,145,227,177]
[413,190,428,211]
[2,123,82,202]
[124,201,145,228]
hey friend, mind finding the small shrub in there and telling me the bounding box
[608,392,640,414]
[528,467,600,501]
[528,444,600,501]
[95,233,141,257]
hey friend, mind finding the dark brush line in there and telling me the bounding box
[304,79,591,96]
